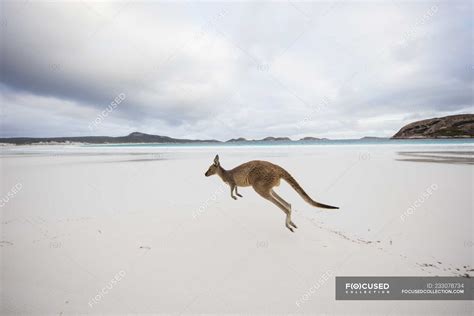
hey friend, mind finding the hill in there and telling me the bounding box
[392,114,474,139]
[0,132,220,145]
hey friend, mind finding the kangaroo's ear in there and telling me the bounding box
[214,154,220,165]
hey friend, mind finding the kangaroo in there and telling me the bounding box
[204,155,339,232]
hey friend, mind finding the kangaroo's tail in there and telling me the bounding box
[282,171,339,209]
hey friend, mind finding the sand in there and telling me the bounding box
[0,143,473,315]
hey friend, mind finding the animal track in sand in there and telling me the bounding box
[416,261,472,278]
[309,219,473,278]
[308,219,381,246]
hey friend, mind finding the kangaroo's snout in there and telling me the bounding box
[205,154,220,177]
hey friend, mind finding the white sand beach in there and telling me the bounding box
[1,143,473,315]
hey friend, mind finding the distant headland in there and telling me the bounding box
[392,114,473,139]
[0,114,472,145]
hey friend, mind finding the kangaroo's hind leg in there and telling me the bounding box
[230,184,237,200]
[253,184,294,232]
[235,187,243,198]
[271,190,297,229]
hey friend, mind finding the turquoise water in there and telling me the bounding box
[83,138,474,148]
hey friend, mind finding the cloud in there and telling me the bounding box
[0,0,472,139]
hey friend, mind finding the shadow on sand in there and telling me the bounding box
[396,151,474,165]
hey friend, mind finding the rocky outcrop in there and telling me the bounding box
[226,137,248,142]
[300,136,322,141]
[392,114,474,139]
[260,136,291,142]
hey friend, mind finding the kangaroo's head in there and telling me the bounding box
[205,154,220,177]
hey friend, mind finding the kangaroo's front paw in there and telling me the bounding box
[286,225,294,233]
[232,196,237,200]
[236,193,243,198]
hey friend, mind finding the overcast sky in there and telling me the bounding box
[0,0,472,140]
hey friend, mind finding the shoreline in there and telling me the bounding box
[0,138,473,151]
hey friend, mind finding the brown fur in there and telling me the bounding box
[205,155,339,232]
